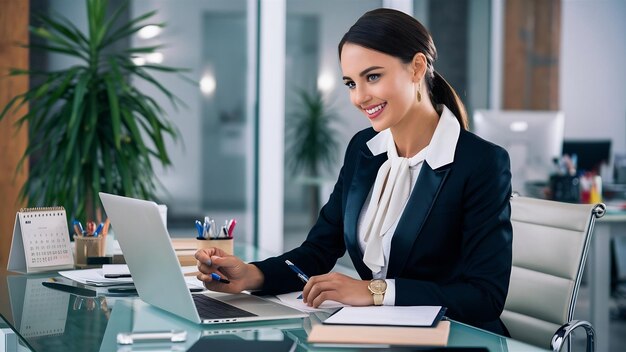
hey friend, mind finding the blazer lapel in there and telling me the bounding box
[344,147,387,279]
[387,162,450,277]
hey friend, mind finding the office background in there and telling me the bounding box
[0,0,625,350]
[0,0,624,252]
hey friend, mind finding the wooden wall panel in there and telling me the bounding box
[0,0,29,269]
[504,0,561,110]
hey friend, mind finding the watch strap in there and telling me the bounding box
[373,292,384,305]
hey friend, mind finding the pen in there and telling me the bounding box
[73,220,85,236]
[93,222,104,237]
[210,219,216,238]
[195,220,204,240]
[72,223,82,237]
[211,272,230,284]
[104,274,132,278]
[42,282,97,297]
[203,216,211,239]
[285,260,309,283]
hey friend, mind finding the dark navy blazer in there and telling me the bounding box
[253,127,513,335]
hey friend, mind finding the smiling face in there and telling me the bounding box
[340,43,420,132]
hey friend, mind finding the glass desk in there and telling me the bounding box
[0,244,547,352]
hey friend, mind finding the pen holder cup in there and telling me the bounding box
[74,235,106,268]
[196,238,234,255]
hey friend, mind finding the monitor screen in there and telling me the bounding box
[562,140,611,174]
[473,110,565,196]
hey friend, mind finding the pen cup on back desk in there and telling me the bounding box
[196,237,234,255]
[74,235,106,267]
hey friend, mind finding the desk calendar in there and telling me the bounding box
[7,207,74,273]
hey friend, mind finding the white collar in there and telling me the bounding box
[366,105,461,169]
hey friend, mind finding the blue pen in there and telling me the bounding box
[211,272,230,284]
[195,220,204,240]
[285,260,309,283]
[93,223,104,237]
[285,260,309,299]
[73,220,86,236]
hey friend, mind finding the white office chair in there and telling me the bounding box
[502,196,605,351]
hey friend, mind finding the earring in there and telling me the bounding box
[417,82,422,103]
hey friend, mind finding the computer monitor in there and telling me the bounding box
[473,110,565,196]
[562,140,611,174]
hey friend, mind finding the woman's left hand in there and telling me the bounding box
[302,272,374,307]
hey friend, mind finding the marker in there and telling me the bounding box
[211,272,230,284]
[227,219,237,238]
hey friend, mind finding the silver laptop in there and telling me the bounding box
[99,192,307,325]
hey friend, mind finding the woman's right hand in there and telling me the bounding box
[194,247,264,293]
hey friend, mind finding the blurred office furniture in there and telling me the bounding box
[473,110,564,197]
[589,211,626,352]
[562,140,612,175]
[613,154,626,185]
[502,196,604,351]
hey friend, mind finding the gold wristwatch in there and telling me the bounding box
[368,279,387,306]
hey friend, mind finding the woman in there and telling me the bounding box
[195,8,512,335]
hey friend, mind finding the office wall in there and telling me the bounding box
[0,1,29,267]
[287,0,380,169]
[560,0,626,172]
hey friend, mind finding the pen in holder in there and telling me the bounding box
[74,235,106,268]
[195,217,235,255]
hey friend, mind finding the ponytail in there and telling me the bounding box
[429,71,468,130]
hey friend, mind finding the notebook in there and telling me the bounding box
[99,192,307,324]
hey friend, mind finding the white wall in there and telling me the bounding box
[560,0,626,178]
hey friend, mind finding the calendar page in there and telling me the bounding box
[8,207,74,273]
[19,278,69,338]
[7,276,69,338]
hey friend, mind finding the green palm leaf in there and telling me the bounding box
[0,0,189,223]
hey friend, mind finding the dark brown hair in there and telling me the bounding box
[338,8,468,130]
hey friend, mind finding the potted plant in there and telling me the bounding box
[286,89,341,224]
[0,0,188,222]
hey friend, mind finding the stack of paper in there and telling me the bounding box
[307,306,449,346]
[307,320,450,346]
[59,265,133,287]
[274,291,347,313]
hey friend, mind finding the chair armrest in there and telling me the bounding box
[551,320,595,352]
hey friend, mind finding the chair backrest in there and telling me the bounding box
[502,196,604,348]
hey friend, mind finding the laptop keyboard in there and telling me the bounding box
[192,294,257,320]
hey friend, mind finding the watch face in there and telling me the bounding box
[369,279,387,293]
